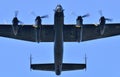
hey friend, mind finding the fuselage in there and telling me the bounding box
[54,5,64,75]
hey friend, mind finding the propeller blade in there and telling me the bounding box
[31,11,36,17]
[82,13,90,18]
[19,21,24,26]
[15,10,19,17]
[31,11,49,18]
[71,12,77,16]
[99,10,113,22]
[41,15,49,18]
[105,18,112,22]
[99,10,103,16]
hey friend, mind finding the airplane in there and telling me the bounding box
[0,4,120,75]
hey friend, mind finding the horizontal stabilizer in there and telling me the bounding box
[62,63,86,71]
[31,63,86,71]
[31,63,55,71]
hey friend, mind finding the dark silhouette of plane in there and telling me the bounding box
[0,4,120,75]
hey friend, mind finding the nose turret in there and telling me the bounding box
[55,5,64,12]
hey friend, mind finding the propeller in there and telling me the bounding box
[40,15,49,18]
[82,13,90,18]
[105,18,112,22]
[31,11,49,19]
[71,12,90,18]
[99,10,112,22]
[13,10,24,25]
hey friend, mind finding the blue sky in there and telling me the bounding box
[0,0,120,77]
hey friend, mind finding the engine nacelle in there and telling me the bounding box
[76,16,83,42]
[99,16,106,35]
[99,24,106,35]
[34,16,42,43]
[12,17,22,35]
[76,16,83,27]
[35,16,42,28]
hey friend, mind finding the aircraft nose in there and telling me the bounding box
[55,4,63,12]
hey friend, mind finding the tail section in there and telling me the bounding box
[30,54,87,75]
